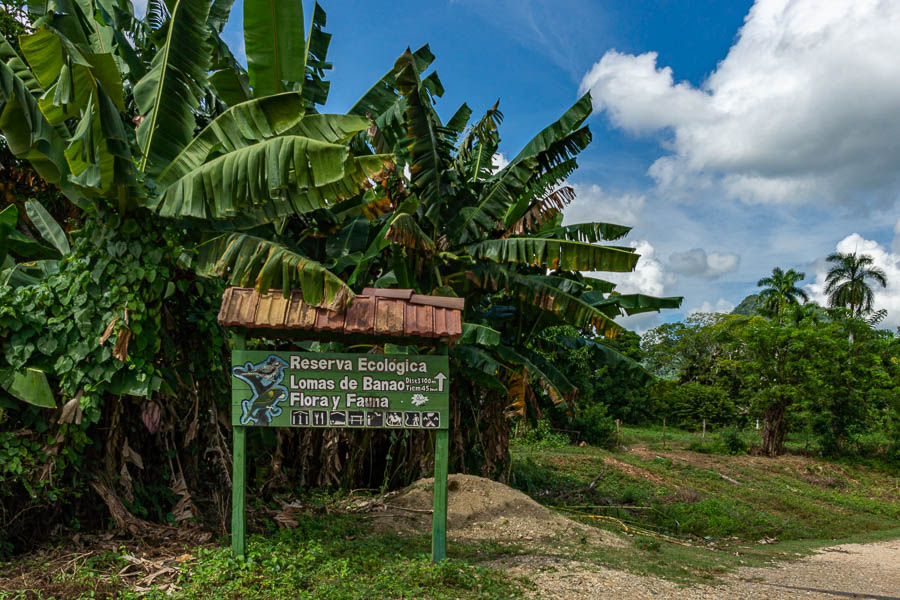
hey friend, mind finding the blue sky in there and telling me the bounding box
[210,0,900,330]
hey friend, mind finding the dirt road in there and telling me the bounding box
[511,539,900,599]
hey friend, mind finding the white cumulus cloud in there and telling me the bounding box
[565,183,646,227]
[600,240,674,297]
[669,248,740,280]
[688,298,736,316]
[806,233,900,328]
[579,0,900,206]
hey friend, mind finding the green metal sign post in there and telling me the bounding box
[229,340,451,562]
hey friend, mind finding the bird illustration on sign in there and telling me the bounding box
[233,355,289,426]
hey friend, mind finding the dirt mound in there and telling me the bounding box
[373,474,622,548]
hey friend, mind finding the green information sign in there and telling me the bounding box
[231,351,450,430]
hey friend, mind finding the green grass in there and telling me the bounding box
[507,428,900,581]
[0,514,529,600]
[5,426,900,596]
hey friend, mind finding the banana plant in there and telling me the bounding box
[1,0,389,309]
[215,45,682,443]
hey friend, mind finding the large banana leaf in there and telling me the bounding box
[0,367,56,408]
[451,345,506,392]
[467,237,639,272]
[134,0,211,176]
[0,38,42,94]
[471,265,625,338]
[243,0,305,97]
[215,233,352,310]
[156,135,389,220]
[207,0,237,32]
[590,293,683,317]
[0,205,16,265]
[494,345,577,411]
[24,200,70,255]
[0,59,69,183]
[208,26,251,106]
[349,44,435,118]
[450,93,593,243]
[539,221,632,243]
[459,323,501,346]
[300,2,331,109]
[156,91,307,188]
[385,213,435,251]
[394,51,451,215]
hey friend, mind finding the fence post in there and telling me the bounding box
[615,419,621,447]
[662,417,667,447]
[231,332,246,559]
[702,419,706,442]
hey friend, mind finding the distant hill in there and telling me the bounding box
[731,294,762,316]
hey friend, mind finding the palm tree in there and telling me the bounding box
[757,267,809,322]
[824,252,887,317]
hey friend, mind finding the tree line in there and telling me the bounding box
[533,258,899,459]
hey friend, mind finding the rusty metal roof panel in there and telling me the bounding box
[432,307,462,338]
[219,287,260,327]
[375,298,406,336]
[256,292,289,328]
[344,295,376,335]
[409,294,465,310]
[404,303,435,338]
[361,287,414,300]
[315,308,345,333]
[285,291,317,329]
[218,287,464,340]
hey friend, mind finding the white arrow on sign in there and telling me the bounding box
[433,372,447,392]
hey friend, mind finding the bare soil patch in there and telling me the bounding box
[367,473,623,548]
[601,456,666,485]
[501,539,900,599]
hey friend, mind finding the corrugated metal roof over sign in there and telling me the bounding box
[217,287,464,340]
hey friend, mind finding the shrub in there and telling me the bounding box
[574,402,616,448]
[515,419,570,449]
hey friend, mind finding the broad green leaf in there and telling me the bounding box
[156,91,307,188]
[0,38,43,94]
[0,204,16,265]
[540,221,632,243]
[243,0,305,97]
[471,264,625,338]
[451,93,593,243]
[0,368,56,408]
[215,233,352,310]
[467,238,639,272]
[349,44,434,118]
[459,323,501,346]
[209,26,251,105]
[135,0,211,176]
[208,0,237,32]
[300,2,331,109]
[24,199,70,255]
[590,293,683,317]
[0,58,69,183]
[156,135,389,220]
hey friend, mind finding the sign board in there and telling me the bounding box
[231,351,449,430]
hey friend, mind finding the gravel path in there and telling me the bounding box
[501,539,900,599]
